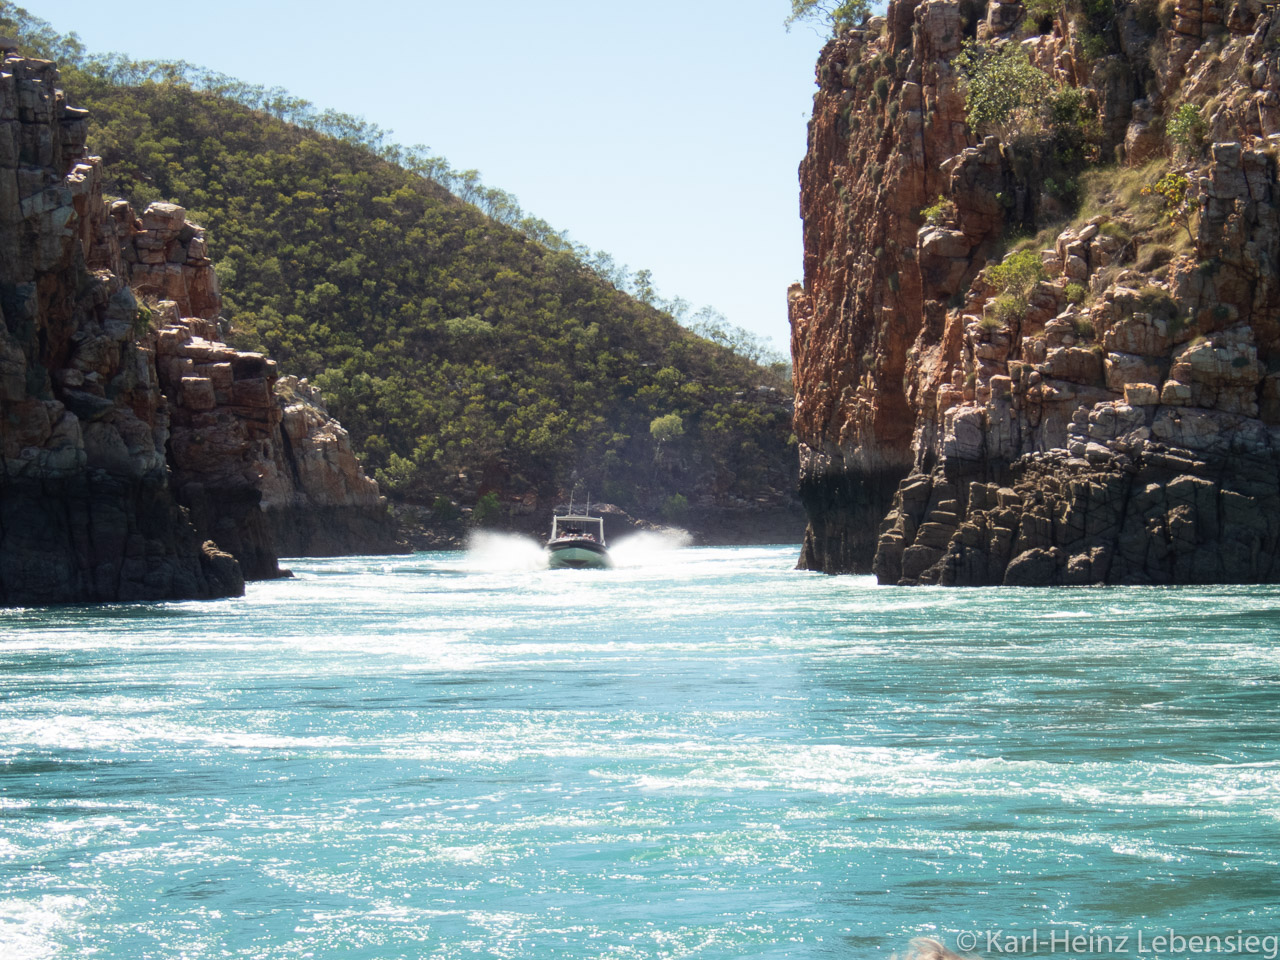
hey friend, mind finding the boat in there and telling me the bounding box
[545,506,612,570]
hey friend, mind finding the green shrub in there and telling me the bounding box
[953,39,1055,141]
[1073,316,1096,339]
[920,195,957,226]
[1049,83,1101,166]
[1080,32,1108,63]
[1043,176,1079,203]
[874,76,890,100]
[991,296,1025,324]
[431,495,460,523]
[987,249,1047,300]
[472,491,502,527]
[649,413,685,443]
[1168,102,1207,155]
[132,302,154,337]
[1065,282,1087,304]
[1025,0,1060,27]
[1047,87,1094,135]
[1142,171,1200,243]
[660,493,690,522]
[375,453,418,496]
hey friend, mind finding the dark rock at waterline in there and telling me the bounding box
[0,474,244,605]
[265,503,405,559]
[795,448,908,573]
[874,441,1280,587]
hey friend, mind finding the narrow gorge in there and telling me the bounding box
[791,0,1280,584]
[0,52,396,604]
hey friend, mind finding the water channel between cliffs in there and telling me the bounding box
[0,542,1276,958]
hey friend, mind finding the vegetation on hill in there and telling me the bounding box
[1,4,795,518]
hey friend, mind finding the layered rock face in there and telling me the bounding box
[152,308,397,577]
[0,56,242,603]
[263,376,400,558]
[793,0,1280,584]
[0,53,396,604]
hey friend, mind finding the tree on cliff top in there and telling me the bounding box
[785,0,872,34]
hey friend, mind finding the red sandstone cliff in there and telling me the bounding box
[791,0,997,573]
[0,52,397,605]
[793,0,1280,584]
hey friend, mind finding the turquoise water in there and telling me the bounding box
[1,540,1278,959]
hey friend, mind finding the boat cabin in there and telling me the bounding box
[550,513,606,544]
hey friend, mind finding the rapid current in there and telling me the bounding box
[0,538,1277,958]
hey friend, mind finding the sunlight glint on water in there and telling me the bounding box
[0,545,1278,959]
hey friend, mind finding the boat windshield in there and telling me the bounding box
[551,514,605,544]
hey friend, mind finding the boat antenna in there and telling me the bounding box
[568,493,574,515]
[585,492,591,516]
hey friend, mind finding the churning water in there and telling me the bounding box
[0,544,1278,959]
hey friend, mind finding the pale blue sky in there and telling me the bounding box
[30,1,830,351]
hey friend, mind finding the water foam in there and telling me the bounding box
[3,548,1278,959]
[609,529,693,567]
[463,531,548,571]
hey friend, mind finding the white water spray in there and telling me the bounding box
[464,531,548,571]
[609,528,693,567]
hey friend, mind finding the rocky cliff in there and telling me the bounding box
[792,0,1280,585]
[0,52,396,605]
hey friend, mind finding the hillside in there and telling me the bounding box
[791,0,1280,584]
[1,4,797,535]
